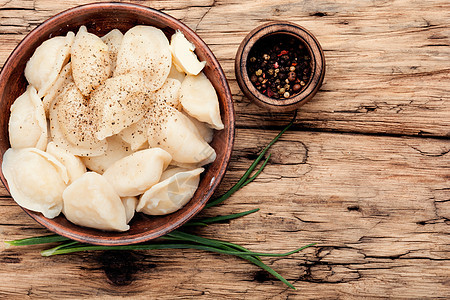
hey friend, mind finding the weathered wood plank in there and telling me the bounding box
[1,130,449,298]
[0,0,449,137]
[0,0,449,298]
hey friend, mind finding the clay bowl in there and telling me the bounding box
[0,3,234,245]
[235,21,325,112]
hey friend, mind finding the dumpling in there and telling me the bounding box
[42,62,73,116]
[103,148,172,197]
[155,78,182,110]
[115,25,171,91]
[101,29,123,73]
[147,103,216,165]
[71,26,111,96]
[118,120,149,152]
[169,30,206,75]
[2,148,68,219]
[62,172,129,231]
[90,74,147,140]
[8,85,47,150]
[49,82,107,156]
[46,141,86,183]
[183,111,214,143]
[179,72,224,130]
[136,167,204,215]
[167,63,186,82]
[25,31,75,98]
[121,196,138,224]
[81,135,132,174]
[179,73,224,130]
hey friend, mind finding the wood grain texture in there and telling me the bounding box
[0,0,449,299]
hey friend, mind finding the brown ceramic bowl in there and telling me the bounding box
[235,21,325,112]
[0,3,234,245]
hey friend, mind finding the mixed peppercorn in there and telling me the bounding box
[246,34,312,99]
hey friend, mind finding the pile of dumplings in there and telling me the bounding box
[2,25,224,232]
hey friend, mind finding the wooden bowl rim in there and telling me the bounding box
[235,21,325,111]
[0,2,235,245]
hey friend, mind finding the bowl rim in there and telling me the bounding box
[235,21,325,111]
[0,2,235,245]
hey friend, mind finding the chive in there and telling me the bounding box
[240,155,271,188]
[187,208,260,225]
[166,231,228,250]
[162,231,260,260]
[165,231,315,258]
[206,112,296,208]
[182,222,208,227]
[41,242,313,259]
[5,234,70,246]
[164,231,308,290]
[242,255,296,290]
[41,241,80,256]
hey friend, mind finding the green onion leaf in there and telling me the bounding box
[242,255,296,290]
[206,112,296,208]
[5,234,70,246]
[188,208,260,225]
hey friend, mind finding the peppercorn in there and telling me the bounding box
[246,34,312,99]
[288,72,296,81]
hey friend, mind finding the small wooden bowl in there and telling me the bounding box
[235,22,325,112]
[0,3,235,245]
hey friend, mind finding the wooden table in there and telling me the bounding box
[1,0,449,298]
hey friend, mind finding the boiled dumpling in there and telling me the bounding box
[101,29,123,74]
[170,30,206,75]
[25,31,75,98]
[49,82,107,156]
[90,74,147,140]
[71,26,111,96]
[103,148,172,197]
[8,85,47,150]
[115,25,171,91]
[179,72,224,130]
[2,148,68,218]
[155,78,182,110]
[42,62,73,116]
[81,135,132,174]
[183,111,214,143]
[122,196,138,224]
[136,167,204,215]
[147,103,216,165]
[118,120,149,152]
[46,142,86,183]
[119,78,182,150]
[167,63,186,82]
[62,172,129,231]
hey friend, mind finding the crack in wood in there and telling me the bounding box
[194,0,215,31]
